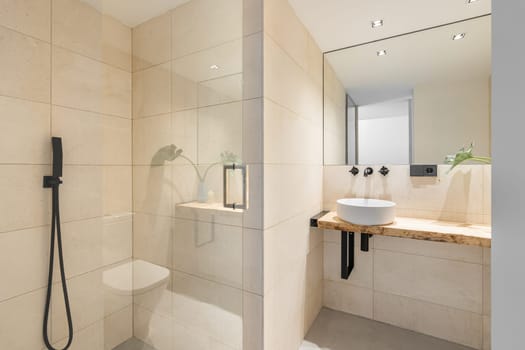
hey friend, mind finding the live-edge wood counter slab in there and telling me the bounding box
[317,211,491,248]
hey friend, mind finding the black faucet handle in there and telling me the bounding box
[379,166,390,176]
[349,166,359,176]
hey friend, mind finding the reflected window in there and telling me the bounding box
[357,99,410,165]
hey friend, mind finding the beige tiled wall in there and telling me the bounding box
[0,0,133,349]
[324,165,492,225]
[261,0,325,349]
[323,165,491,349]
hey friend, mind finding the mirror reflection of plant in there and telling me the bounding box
[151,144,240,182]
[445,142,491,172]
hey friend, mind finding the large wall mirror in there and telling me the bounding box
[323,15,491,165]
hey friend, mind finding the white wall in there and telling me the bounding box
[358,100,410,165]
[491,1,525,349]
[358,116,410,165]
[413,78,491,164]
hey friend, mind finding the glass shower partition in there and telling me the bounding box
[129,0,251,349]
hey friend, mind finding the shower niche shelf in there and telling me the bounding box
[174,201,244,226]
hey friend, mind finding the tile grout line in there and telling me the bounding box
[51,103,132,120]
[0,213,132,236]
[0,23,50,44]
[373,246,485,265]
[169,267,247,294]
[264,30,320,86]
[264,95,324,126]
[0,23,132,74]
[134,100,244,120]
[0,254,131,314]
[51,303,132,348]
[52,43,131,74]
[0,92,132,120]
[372,235,375,320]
[133,35,245,74]
[0,93,49,106]
[49,0,54,339]
[373,287,484,317]
[341,242,485,266]
[130,20,136,338]
[133,96,262,120]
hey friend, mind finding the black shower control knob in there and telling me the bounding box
[349,166,359,176]
[379,166,390,176]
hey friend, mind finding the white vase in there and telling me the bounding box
[197,181,208,203]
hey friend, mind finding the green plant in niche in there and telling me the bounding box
[152,144,240,181]
[151,145,240,202]
[445,143,491,172]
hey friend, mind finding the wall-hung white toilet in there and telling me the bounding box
[103,259,170,308]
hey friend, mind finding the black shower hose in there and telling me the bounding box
[43,184,73,350]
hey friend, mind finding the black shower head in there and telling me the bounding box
[52,137,63,177]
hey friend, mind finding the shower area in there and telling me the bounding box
[0,0,263,349]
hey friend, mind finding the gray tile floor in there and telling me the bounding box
[301,308,476,350]
[114,309,476,350]
[113,338,156,350]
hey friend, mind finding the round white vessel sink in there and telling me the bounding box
[336,198,396,225]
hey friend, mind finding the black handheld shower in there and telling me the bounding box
[42,137,73,350]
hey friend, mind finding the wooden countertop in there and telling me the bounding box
[317,212,492,247]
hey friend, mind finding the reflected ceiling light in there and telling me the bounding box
[467,0,479,3]
[452,33,466,40]
[210,64,219,70]
[371,19,384,28]
[377,50,387,56]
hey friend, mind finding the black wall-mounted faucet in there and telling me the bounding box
[364,167,373,177]
[379,166,390,176]
[349,166,359,176]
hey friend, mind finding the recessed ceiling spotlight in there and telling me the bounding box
[452,33,466,40]
[210,64,219,70]
[377,50,387,56]
[371,19,384,28]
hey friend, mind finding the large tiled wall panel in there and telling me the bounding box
[322,165,492,349]
[0,0,133,349]
[261,0,325,349]
[131,0,264,349]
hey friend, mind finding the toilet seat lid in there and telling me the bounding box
[103,259,170,295]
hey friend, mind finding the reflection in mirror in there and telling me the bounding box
[324,15,492,165]
[357,99,410,165]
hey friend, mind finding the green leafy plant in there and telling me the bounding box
[445,143,491,172]
[151,144,240,182]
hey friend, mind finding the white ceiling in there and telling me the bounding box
[288,0,491,52]
[326,15,491,105]
[80,0,190,27]
[359,100,410,120]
